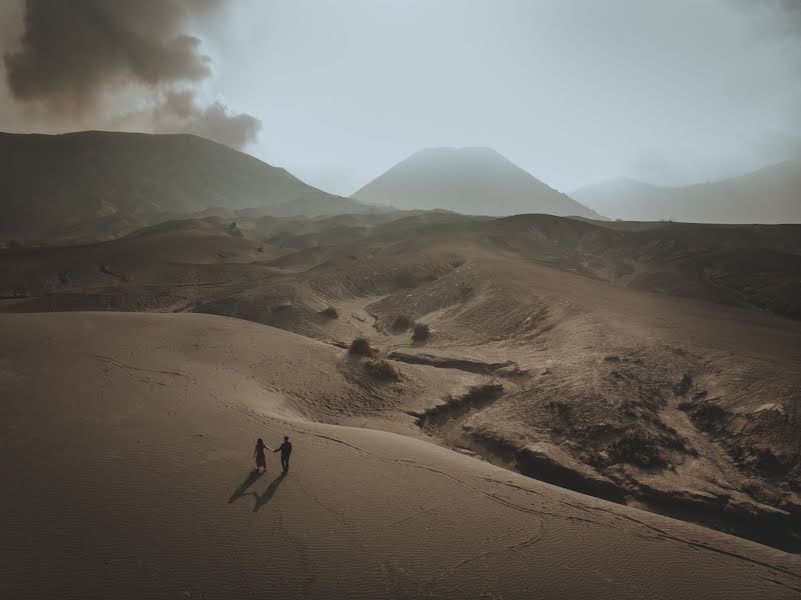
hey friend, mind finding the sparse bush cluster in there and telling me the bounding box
[348,337,374,356]
[320,306,339,319]
[363,358,401,381]
[347,337,401,381]
[411,322,430,341]
[386,313,431,342]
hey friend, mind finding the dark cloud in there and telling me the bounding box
[2,0,260,149]
[154,90,262,150]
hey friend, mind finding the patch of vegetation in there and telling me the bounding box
[390,314,413,333]
[363,358,401,381]
[608,434,668,469]
[348,337,374,356]
[320,306,339,319]
[411,322,430,341]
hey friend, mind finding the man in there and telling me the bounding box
[273,436,292,474]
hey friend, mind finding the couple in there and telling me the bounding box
[254,436,292,474]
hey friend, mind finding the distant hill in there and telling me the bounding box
[352,147,603,219]
[0,130,372,241]
[573,162,801,224]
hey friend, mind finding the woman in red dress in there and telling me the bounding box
[254,438,268,472]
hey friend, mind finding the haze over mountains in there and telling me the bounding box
[4,131,798,249]
[574,161,801,224]
[353,147,603,219]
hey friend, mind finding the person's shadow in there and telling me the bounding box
[228,470,263,503]
[228,470,286,511]
[253,472,286,512]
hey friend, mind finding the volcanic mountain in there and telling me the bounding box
[352,147,603,219]
[573,161,801,223]
[0,130,372,242]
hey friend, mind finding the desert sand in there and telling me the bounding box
[2,212,801,552]
[2,312,801,599]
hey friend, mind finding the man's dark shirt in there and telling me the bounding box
[278,441,292,457]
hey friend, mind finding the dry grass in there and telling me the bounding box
[411,323,430,341]
[348,337,373,356]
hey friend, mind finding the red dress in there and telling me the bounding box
[255,445,266,469]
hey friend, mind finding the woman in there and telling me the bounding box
[254,438,269,472]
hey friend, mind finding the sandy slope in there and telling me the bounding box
[1,312,800,599]
[2,213,800,547]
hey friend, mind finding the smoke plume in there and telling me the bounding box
[2,0,260,149]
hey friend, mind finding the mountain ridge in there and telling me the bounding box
[0,130,374,241]
[573,161,801,223]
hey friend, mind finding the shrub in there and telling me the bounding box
[390,314,413,333]
[608,434,667,469]
[411,322,430,341]
[320,306,339,319]
[348,337,373,356]
[363,358,400,381]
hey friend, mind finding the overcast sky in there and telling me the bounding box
[2,0,801,195]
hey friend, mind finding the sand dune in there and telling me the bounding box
[2,312,800,599]
[2,212,801,550]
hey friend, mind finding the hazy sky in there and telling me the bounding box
[2,0,801,195]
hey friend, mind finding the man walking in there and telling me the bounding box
[273,436,292,474]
